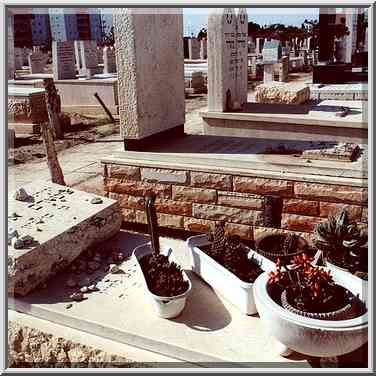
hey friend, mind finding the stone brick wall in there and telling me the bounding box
[103,164,367,243]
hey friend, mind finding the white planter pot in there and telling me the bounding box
[325,257,368,287]
[133,242,192,319]
[254,267,368,357]
[186,234,276,315]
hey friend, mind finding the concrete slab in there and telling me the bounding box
[8,230,313,366]
[8,181,122,296]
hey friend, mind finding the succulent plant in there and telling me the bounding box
[313,209,368,272]
[208,221,227,260]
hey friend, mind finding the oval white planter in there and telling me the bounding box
[133,243,192,319]
[254,267,368,357]
[186,234,275,315]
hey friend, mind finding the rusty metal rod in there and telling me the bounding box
[93,92,115,123]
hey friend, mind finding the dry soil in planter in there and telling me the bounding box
[199,243,263,283]
[139,254,189,297]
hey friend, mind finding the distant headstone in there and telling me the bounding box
[103,46,116,74]
[262,39,282,63]
[8,15,15,79]
[73,40,82,70]
[207,8,248,112]
[79,40,99,77]
[188,37,200,59]
[22,47,31,66]
[263,64,274,83]
[114,8,185,143]
[97,46,104,64]
[14,47,23,70]
[52,41,76,80]
[28,52,47,74]
[199,39,207,59]
[278,56,289,82]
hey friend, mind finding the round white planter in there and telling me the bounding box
[133,243,192,319]
[254,267,368,357]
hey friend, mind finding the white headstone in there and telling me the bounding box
[345,8,359,63]
[52,41,76,80]
[262,40,281,63]
[188,37,200,59]
[28,52,47,74]
[8,15,15,79]
[103,46,116,74]
[114,8,185,141]
[364,28,368,52]
[74,40,82,70]
[263,64,274,83]
[208,8,237,112]
[79,40,99,76]
[235,8,248,109]
[14,47,23,70]
[199,39,207,59]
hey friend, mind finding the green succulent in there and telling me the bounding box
[313,209,368,268]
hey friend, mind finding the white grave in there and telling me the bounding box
[28,52,47,74]
[207,8,248,112]
[79,40,99,77]
[52,41,76,80]
[114,8,185,142]
[188,37,200,59]
[103,46,116,74]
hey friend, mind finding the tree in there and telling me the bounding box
[197,27,207,40]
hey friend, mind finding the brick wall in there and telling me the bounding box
[103,164,367,243]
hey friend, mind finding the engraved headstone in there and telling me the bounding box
[79,40,99,77]
[52,41,76,80]
[114,8,185,142]
[28,51,47,74]
[74,40,82,70]
[103,46,116,74]
[262,39,282,64]
[8,15,15,79]
[188,37,200,59]
[235,8,248,108]
[97,46,104,64]
[14,47,23,70]
[208,8,248,112]
[199,38,207,59]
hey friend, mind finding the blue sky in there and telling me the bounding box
[183,8,319,36]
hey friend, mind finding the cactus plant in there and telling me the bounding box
[313,209,368,277]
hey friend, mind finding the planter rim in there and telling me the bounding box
[186,234,275,288]
[133,242,192,301]
[254,270,368,330]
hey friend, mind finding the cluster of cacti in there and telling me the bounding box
[206,222,262,282]
[314,209,368,275]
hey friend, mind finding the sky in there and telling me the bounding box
[183,8,319,36]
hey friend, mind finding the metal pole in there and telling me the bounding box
[93,92,115,123]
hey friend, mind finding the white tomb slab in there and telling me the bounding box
[8,181,121,297]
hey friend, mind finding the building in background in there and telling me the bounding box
[31,12,52,46]
[49,8,102,42]
[13,13,33,48]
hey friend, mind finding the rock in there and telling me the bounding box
[66,278,77,288]
[109,264,123,274]
[88,284,98,292]
[80,286,89,293]
[14,188,31,202]
[69,292,86,302]
[12,238,25,249]
[8,226,19,244]
[66,303,73,309]
[90,197,103,204]
[19,235,34,246]
[255,82,310,104]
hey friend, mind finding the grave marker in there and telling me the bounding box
[199,38,207,59]
[79,40,99,77]
[114,8,185,147]
[103,46,116,74]
[188,37,200,59]
[28,51,47,74]
[14,47,23,70]
[52,41,76,80]
[262,40,282,64]
[235,8,248,108]
[8,15,15,79]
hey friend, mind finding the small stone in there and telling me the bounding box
[14,187,30,201]
[118,294,124,298]
[80,286,89,293]
[90,197,103,204]
[12,238,24,249]
[88,284,98,292]
[69,292,86,302]
[109,264,123,274]
[66,278,77,288]
[66,303,73,309]
[36,228,42,232]
[20,235,35,246]
[8,226,19,243]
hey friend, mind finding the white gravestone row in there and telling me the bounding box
[28,51,48,74]
[207,8,248,112]
[103,46,117,74]
[52,41,76,80]
[79,40,99,77]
